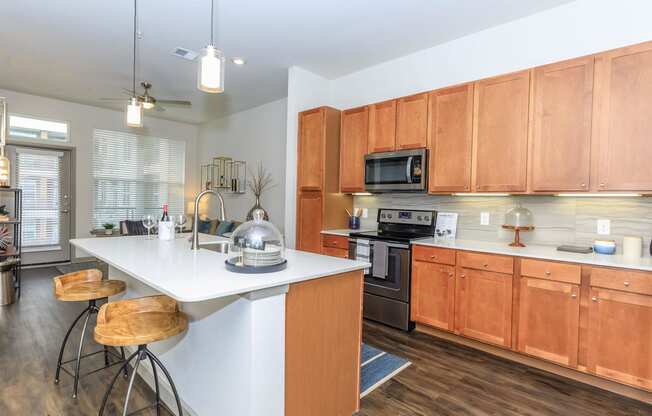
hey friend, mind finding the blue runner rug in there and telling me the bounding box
[360,343,411,398]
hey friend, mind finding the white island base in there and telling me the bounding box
[72,235,367,416]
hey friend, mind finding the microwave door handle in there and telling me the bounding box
[406,156,413,183]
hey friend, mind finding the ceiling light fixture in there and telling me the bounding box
[126,0,143,127]
[198,0,225,93]
[231,57,246,65]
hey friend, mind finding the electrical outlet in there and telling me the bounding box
[362,208,368,219]
[597,219,611,235]
[480,212,490,226]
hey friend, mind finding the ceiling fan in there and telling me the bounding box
[101,81,192,112]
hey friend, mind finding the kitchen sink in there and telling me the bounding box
[200,241,229,254]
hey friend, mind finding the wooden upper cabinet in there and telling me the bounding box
[368,100,397,153]
[411,260,455,331]
[594,41,652,191]
[340,106,369,193]
[473,70,531,192]
[427,84,474,192]
[530,57,594,192]
[455,268,513,348]
[587,287,652,390]
[396,93,428,150]
[296,192,323,254]
[297,108,325,191]
[517,277,580,367]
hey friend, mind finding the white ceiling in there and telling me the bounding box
[0,0,574,124]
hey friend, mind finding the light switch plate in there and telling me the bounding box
[362,208,368,219]
[480,212,490,226]
[597,219,611,235]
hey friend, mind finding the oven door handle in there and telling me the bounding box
[406,156,413,183]
[349,239,410,250]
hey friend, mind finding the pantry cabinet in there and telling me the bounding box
[594,41,652,191]
[339,106,369,193]
[295,107,352,253]
[427,84,474,193]
[472,70,531,192]
[396,93,428,150]
[530,57,594,192]
[368,100,397,153]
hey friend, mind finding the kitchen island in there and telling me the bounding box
[71,234,369,416]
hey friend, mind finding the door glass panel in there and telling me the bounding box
[15,148,62,248]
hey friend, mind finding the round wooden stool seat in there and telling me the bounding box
[94,295,188,347]
[54,269,126,302]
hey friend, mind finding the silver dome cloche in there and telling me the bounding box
[226,209,286,273]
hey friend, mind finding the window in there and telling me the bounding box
[92,129,186,228]
[15,148,63,248]
[9,114,69,142]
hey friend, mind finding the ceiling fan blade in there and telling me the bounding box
[156,100,192,107]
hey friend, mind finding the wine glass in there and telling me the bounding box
[174,214,187,234]
[142,215,155,239]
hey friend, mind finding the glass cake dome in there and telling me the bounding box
[226,209,287,273]
[504,204,534,228]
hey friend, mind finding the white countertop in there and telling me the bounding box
[412,238,652,272]
[321,229,373,237]
[71,234,369,302]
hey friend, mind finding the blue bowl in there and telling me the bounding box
[593,241,616,255]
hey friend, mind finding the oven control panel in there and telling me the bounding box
[377,209,435,226]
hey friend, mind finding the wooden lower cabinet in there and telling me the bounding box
[455,267,513,348]
[587,287,652,390]
[411,260,455,331]
[517,277,580,367]
[296,192,323,253]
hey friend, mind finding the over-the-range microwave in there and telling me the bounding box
[364,148,427,193]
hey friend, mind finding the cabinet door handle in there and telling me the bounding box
[571,293,577,299]
[430,255,438,259]
[545,271,551,276]
[483,263,489,268]
[624,281,630,287]
[591,296,598,302]
[460,273,466,278]
[448,272,454,278]
[580,183,586,188]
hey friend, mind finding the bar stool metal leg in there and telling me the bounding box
[72,304,94,398]
[147,348,183,416]
[122,348,145,416]
[98,350,139,416]
[54,304,91,384]
[147,354,161,416]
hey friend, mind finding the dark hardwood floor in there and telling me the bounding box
[1,267,651,415]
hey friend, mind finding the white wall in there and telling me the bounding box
[331,0,652,108]
[0,88,199,259]
[284,0,652,246]
[283,67,333,248]
[198,98,287,230]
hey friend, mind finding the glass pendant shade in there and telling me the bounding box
[126,97,143,127]
[198,45,225,93]
[0,153,10,188]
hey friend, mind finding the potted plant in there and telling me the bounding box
[102,223,115,235]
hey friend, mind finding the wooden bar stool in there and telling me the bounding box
[95,295,188,416]
[53,269,128,398]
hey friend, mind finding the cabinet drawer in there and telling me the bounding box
[322,246,348,259]
[413,245,456,265]
[590,267,652,296]
[521,259,581,284]
[322,234,349,250]
[457,251,513,274]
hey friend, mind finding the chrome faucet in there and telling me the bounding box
[191,189,227,250]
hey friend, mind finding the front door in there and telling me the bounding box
[7,145,72,265]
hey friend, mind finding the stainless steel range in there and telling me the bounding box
[349,208,436,331]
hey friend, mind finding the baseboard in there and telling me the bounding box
[415,324,652,405]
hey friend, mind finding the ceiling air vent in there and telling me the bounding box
[172,47,198,61]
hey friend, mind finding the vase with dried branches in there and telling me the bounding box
[246,163,275,221]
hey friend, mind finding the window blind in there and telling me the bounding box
[15,148,63,248]
[92,129,186,228]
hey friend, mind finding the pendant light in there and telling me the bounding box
[197,0,225,93]
[0,98,10,188]
[126,0,143,127]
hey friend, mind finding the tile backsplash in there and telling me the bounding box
[354,194,652,253]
